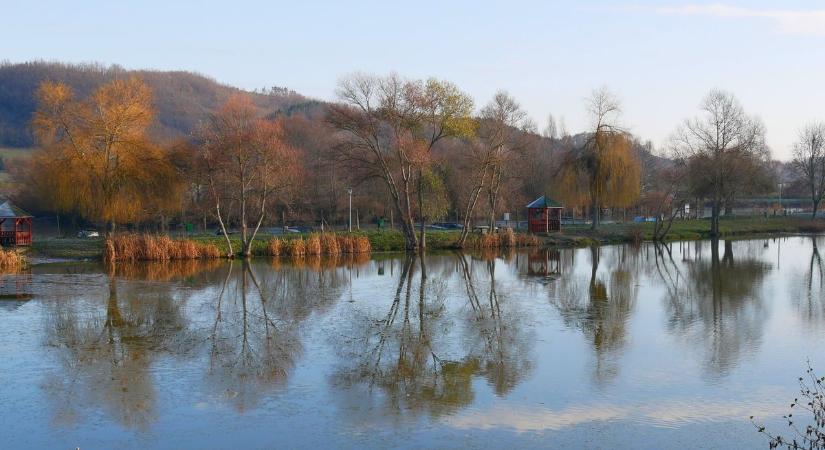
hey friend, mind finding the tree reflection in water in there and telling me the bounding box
[791,237,825,324]
[653,239,770,378]
[332,252,532,420]
[206,258,351,411]
[550,245,638,385]
[42,258,354,425]
[455,252,532,396]
[43,266,200,430]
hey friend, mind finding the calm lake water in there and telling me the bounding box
[2,237,825,449]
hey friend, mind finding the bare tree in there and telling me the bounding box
[198,95,299,257]
[543,113,558,139]
[328,73,473,252]
[792,123,825,219]
[671,90,769,236]
[479,91,534,231]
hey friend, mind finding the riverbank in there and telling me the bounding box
[25,216,825,260]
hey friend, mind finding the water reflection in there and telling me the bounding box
[791,237,825,324]
[550,245,638,384]
[652,239,771,377]
[11,238,825,448]
[332,252,533,420]
[43,274,195,429]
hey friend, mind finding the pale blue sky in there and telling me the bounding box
[4,0,825,159]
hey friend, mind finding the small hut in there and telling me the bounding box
[526,196,563,233]
[0,201,33,247]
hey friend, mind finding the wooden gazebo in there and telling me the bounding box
[0,201,32,247]
[527,196,563,233]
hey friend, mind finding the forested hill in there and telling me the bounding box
[0,61,324,147]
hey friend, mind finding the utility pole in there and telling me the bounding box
[347,187,353,232]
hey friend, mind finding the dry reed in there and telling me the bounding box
[104,234,221,263]
[0,249,25,271]
[305,234,322,256]
[469,229,540,249]
[286,238,306,257]
[264,232,371,260]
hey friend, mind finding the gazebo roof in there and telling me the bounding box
[0,201,31,218]
[526,196,563,209]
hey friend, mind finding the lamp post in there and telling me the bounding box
[347,187,353,232]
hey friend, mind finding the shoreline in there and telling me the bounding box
[23,217,825,261]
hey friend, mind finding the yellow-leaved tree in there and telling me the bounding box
[557,88,641,229]
[28,76,178,232]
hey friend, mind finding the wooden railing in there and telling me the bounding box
[0,230,31,246]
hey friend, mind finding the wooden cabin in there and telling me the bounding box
[527,196,563,233]
[0,201,33,247]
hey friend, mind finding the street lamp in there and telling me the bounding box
[347,187,353,232]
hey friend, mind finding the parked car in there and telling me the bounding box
[77,230,100,239]
[432,222,464,230]
[285,226,313,233]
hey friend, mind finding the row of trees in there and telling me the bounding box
[13,72,823,255]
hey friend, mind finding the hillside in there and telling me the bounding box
[0,61,325,147]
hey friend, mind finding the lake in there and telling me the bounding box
[2,237,824,449]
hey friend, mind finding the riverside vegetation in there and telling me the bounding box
[23,216,824,261]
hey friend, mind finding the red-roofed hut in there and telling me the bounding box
[0,201,32,246]
[526,196,563,233]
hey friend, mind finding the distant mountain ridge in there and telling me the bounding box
[0,61,323,147]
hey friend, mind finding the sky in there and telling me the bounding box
[4,0,825,160]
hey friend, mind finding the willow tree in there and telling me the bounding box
[671,90,768,236]
[558,89,641,229]
[328,74,473,252]
[30,77,178,231]
[198,95,299,258]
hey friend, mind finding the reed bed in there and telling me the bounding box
[262,233,371,258]
[104,234,221,263]
[285,238,306,258]
[469,229,540,249]
[305,234,322,256]
[0,249,26,271]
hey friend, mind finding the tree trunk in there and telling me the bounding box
[418,172,426,251]
[590,197,600,230]
[710,200,720,236]
[813,199,820,220]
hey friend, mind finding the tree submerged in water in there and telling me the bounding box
[753,361,825,449]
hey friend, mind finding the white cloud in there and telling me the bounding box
[444,396,788,432]
[654,3,825,36]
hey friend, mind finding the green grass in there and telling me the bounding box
[30,237,104,259]
[551,216,825,246]
[25,217,825,260]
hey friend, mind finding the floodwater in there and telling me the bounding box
[2,237,825,449]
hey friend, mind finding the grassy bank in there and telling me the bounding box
[26,217,825,260]
[546,216,825,246]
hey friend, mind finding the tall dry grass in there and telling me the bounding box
[0,249,25,271]
[469,229,540,249]
[263,233,371,259]
[104,234,221,263]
